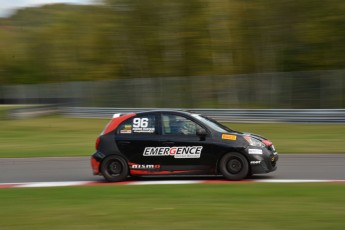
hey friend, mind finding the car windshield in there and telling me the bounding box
[192,114,234,133]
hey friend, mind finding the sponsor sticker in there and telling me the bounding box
[130,164,160,169]
[120,130,132,134]
[222,134,237,141]
[119,124,133,134]
[133,127,155,133]
[248,149,263,154]
[250,160,261,165]
[143,146,203,159]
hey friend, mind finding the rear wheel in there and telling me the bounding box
[219,152,249,181]
[100,155,129,182]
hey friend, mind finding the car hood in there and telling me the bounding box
[243,132,267,141]
[226,130,267,141]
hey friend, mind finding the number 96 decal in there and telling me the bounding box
[132,118,155,133]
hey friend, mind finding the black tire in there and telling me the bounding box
[100,155,129,182]
[219,152,249,181]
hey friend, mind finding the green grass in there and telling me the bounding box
[0,115,344,158]
[0,116,108,158]
[0,105,31,119]
[228,123,345,153]
[0,183,344,230]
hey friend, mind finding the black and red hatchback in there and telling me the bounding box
[91,110,278,182]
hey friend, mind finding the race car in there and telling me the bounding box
[91,110,278,182]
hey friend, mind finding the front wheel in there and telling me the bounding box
[100,155,129,182]
[219,152,249,181]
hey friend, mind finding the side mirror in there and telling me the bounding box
[196,128,207,140]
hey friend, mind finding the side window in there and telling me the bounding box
[162,114,202,136]
[117,115,156,134]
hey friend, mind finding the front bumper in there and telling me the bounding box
[249,148,278,174]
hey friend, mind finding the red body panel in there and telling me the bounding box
[130,170,199,176]
[103,113,136,135]
[91,156,100,175]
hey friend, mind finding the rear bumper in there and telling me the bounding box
[91,151,107,175]
[90,155,101,175]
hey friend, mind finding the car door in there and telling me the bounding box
[158,113,216,173]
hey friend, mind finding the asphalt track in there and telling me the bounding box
[0,154,344,184]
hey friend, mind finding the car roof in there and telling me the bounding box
[111,110,195,119]
[135,109,195,116]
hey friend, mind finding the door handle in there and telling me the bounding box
[163,141,175,146]
[118,141,131,145]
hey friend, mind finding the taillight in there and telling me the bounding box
[95,136,100,150]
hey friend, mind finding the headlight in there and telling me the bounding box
[244,136,265,148]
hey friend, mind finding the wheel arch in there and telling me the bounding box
[100,154,130,182]
[215,148,250,174]
[100,153,129,168]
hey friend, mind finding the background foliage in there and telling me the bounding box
[0,0,344,84]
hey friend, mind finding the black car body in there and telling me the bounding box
[91,110,278,182]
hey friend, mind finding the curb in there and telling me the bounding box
[1,179,345,189]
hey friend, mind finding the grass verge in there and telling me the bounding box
[228,123,345,153]
[0,116,344,158]
[0,116,107,158]
[0,183,344,230]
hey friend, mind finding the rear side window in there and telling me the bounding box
[117,115,156,134]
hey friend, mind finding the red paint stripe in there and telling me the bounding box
[203,180,255,184]
[130,170,199,176]
[103,113,136,135]
[0,184,18,188]
[262,139,272,146]
[82,181,132,186]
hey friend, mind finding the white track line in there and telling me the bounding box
[259,179,332,183]
[128,180,203,185]
[15,181,93,188]
[0,179,345,189]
